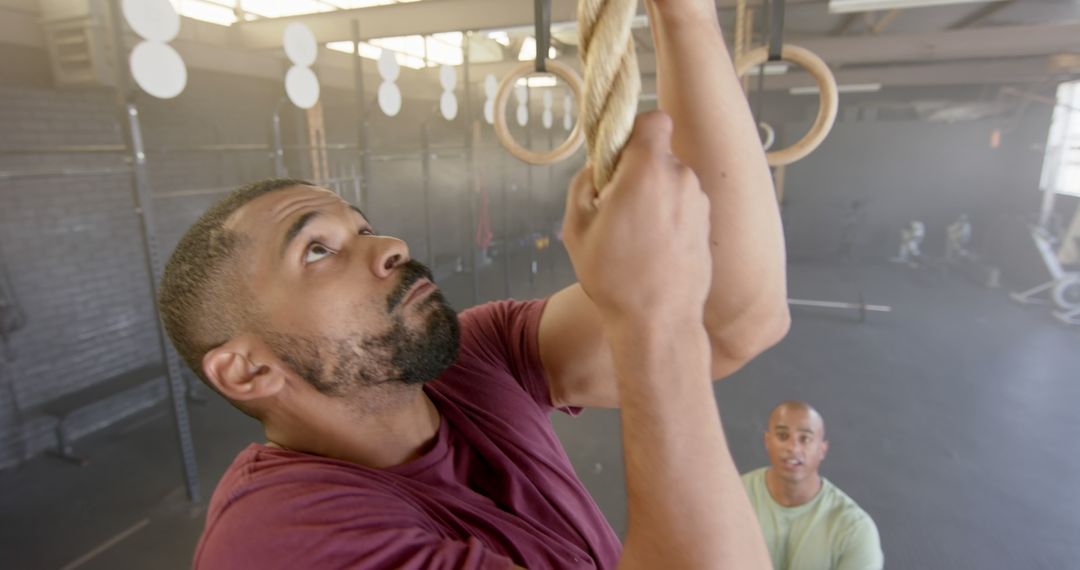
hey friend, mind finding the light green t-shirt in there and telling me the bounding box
[742,467,883,570]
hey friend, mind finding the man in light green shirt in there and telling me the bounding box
[742,401,883,570]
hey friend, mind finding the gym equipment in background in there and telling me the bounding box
[891,220,926,267]
[1009,225,1080,324]
[1012,80,1080,326]
[787,296,892,323]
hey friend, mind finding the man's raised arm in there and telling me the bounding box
[561,112,771,569]
[647,0,791,376]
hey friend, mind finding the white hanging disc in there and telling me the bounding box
[439,65,457,92]
[130,41,187,99]
[516,104,528,127]
[378,80,402,117]
[484,74,498,99]
[283,23,318,67]
[122,0,179,42]
[542,109,553,129]
[377,49,400,82]
[440,91,458,120]
[285,65,320,109]
[563,111,572,131]
[515,84,527,105]
[543,90,553,110]
[484,99,494,125]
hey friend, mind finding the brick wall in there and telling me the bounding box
[0,85,162,466]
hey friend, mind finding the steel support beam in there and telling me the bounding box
[231,0,823,46]
[712,57,1076,91]
[948,0,1016,30]
[795,22,1080,66]
[235,0,585,48]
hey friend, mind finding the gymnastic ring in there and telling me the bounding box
[759,121,776,151]
[735,45,838,166]
[493,60,585,165]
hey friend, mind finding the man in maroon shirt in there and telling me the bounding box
[158,0,788,567]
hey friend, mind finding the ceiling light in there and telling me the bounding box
[517,37,558,62]
[326,40,427,69]
[828,0,986,14]
[169,0,237,26]
[790,83,882,95]
[515,76,558,88]
[748,62,789,76]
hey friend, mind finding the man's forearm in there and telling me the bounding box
[646,2,790,362]
[607,321,770,570]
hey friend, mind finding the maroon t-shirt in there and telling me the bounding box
[194,299,621,569]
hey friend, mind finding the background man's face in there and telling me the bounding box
[764,407,829,484]
[228,185,459,401]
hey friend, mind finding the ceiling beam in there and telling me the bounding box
[176,17,1079,99]
[731,57,1075,91]
[830,13,860,36]
[947,0,1016,30]
[796,21,1080,66]
[235,0,588,47]
[869,9,901,35]
[233,0,821,47]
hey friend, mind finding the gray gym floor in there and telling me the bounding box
[1,249,1077,570]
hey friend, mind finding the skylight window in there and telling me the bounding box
[327,33,464,69]
[169,0,237,26]
[170,0,422,26]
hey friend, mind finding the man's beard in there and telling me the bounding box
[264,260,460,398]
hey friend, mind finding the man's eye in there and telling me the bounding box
[304,243,334,263]
[360,228,375,236]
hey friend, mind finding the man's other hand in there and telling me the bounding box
[562,111,712,329]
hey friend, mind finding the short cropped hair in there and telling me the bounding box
[157,178,312,386]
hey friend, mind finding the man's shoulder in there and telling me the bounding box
[457,298,546,329]
[208,445,417,521]
[740,466,768,486]
[444,298,548,379]
[820,478,878,532]
[196,447,436,569]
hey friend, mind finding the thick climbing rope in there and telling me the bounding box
[577,0,641,190]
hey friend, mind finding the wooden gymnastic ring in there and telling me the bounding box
[759,121,776,151]
[493,60,585,165]
[735,45,838,166]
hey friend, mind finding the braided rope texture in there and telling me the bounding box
[578,0,641,189]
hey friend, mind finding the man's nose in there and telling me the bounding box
[371,237,410,278]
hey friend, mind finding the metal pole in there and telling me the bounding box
[526,86,536,296]
[271,99,287,177]
[534,0,551,73]
[501,150,512,298]
[351,20,371,212]
[421,122,435,269]
[463,33,480,306]
[107,0,200,502]
[752,0,768,124]
[547,126,555,290]
[787,298,892,312]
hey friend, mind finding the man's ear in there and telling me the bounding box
[203,334,286,403]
